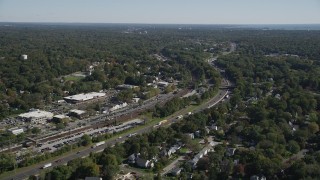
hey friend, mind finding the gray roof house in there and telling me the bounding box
[136,157,154,168]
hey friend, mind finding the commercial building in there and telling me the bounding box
[63,92,106,104]
[18,109,53,124]
[103,102,128,114]
[8,127,24,135]
[68,109,87,119]
[52,115,70,122]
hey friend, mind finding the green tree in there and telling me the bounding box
[46,165,72,180]
[81,134,92,146]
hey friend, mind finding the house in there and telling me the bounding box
[136,157,154,168]
[186,133,194,139]
[209,125,218,131]
[189,146,213,169]
[209,141,221,147]
[226,148,237,156]
[127,153,139,164]
[157,81,169,87]
[160,149,168,157]
[168,147,177,157]
[194,130,201,137]
[205,127,210,134]
[170,168,183,176]
[20,54,28,60]
[132,98,140,103]
[275,94,281,100]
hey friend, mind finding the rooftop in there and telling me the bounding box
[19,110,53,119]
[53,115,69,119]
[69,109,86,115]
[64,92,106,102]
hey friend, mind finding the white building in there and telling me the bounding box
[64,92,106,104]
[53,115,70,122]
[8,127,24,135]
[157,81,169,87]
[68,109,86,119]
[107,102,128,113]
[20,54,28,60]
[18,109,53,124]
[132,98,140,103]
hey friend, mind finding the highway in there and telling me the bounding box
[3,44,235,180]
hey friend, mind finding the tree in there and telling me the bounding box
[46,165,72,180]
[0,153,15,173]
[154,173,162,180]
[81,134,92,146]
[287,140,300,154]
[99,154,118,166]
[73,163,100,179]
[31,127,41,134]
[308,122,319,134]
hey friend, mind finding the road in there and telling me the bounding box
[3,44,236,180]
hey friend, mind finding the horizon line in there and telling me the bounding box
[1,21,320,26]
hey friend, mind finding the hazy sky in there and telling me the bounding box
[0,0,320,24]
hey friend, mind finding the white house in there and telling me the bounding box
[189,146,213,169]
[20,54,28,60]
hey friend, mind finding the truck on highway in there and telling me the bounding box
[157,119,168,126]
[91,141,105,148]
[42,163,52,169]
[176,115,183,119]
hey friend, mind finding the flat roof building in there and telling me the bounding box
[63,92,106,104]
[8,127,24,135]
[68,109,87,119]
[52,115,70,122]
[18,109,53,124]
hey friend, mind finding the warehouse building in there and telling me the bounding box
[63,92,106,104]
[8,127,24,135]
[68,109,87,119]
[18,109,53,124]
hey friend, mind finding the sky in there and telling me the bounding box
[0,0,320,24]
